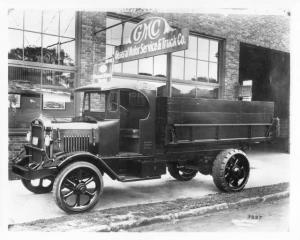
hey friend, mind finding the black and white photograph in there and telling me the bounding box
[1,0,300,236]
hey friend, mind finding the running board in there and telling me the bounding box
[118,175,161,182]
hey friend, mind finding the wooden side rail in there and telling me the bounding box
[173,123,272,127]
[168,122,273,144]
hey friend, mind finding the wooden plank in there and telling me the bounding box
[167,111,273,124]
[165,97,274,113]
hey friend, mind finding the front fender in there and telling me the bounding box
[55,152,119,180]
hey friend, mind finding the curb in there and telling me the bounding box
[77,190,289,232]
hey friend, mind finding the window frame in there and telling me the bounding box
[8,10,78,133]
[8,9,77,70]
[105,14,223,87]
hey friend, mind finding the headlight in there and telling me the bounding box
[26,131,31,142]
[45,135,51,146]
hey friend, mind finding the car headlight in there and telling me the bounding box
[45,135,51,146]
[26,131,31,142]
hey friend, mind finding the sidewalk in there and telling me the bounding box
[8,148,289,225]
[9,183,289,231]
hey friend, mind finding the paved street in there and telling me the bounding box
[8,148,289,224]
[129,198,289,232]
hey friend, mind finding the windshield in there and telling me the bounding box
[83,92,106,113]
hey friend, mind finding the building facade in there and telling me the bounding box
[8,9,290,178]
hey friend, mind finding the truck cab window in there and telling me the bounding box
[83,93,89,111]
[90,92,106,112]
[107,91,118,112]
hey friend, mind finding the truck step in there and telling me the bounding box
[118,175,161,182]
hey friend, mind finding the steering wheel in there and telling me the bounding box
[119,104,129,113]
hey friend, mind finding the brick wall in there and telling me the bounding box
[8,135,26,180]
[79,10,289,100]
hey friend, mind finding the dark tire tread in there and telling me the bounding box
[21,177,54,194]
[168,164,197,181]
[212,149,249,192]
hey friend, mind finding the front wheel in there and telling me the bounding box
[53,161,103,213]
[21,176,54,194]
[212,149,250,192]
[168,163,198,181]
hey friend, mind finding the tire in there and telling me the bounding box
[212,149,250,192]
[168,163,197,181]
[21,176,54,194]
[53,161,103,214]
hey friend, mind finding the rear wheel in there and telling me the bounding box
[53,161,103,213]
[212,149,250,192]
[168,163,197,181]
[21,176,54,194]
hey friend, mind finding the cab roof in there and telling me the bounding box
[74,79,163,95]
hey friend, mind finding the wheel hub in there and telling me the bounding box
[75,182,87,193]
[232,166,243,179]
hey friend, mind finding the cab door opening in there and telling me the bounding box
[119,89,150,153]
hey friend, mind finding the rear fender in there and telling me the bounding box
[56,152,119,180]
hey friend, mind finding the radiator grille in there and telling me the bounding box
[63,136,90,152]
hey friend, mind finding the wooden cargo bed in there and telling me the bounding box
[156,97,275,148]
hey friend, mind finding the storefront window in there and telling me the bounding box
[105,16,220,83]
[105,17,165,76]
[172,36,219,83]
[8,66,75,128]
[8,9,76,66]
[8,9,77,130]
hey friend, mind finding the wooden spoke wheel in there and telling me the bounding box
[168,163,198,181]
[53,161,103,213]
[21,176,54,194]
[212,149,250,192]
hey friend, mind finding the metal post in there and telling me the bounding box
[166,53,172,97]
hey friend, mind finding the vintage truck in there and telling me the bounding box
[11,81,279,213]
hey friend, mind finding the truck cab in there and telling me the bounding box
[75,83,156,156]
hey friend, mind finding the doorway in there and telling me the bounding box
[239,43,290,152]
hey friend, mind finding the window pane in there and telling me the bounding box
[209,40,219,62]
[185,36,197,59]
[42,71,74,117]
[24,10,42,32]
[172,84,196,98]
[60,38,75,66]
[184,58,197,81]
[198,37,209,60]
[42,34,58,64]
[106,45,114,59]
[209,62,218,83]
[43,10,59,35]
[8,9,23,29]
[154,55,166,77]
[139,57,153,75]
[8,29,23,60]
[197,61,208,82]
[8,67,42,128]
[24,32,42,62]
[123,22,136,44]
[59,10,75,38]
[42,70,74,89]
[113,63,122,72]
[8,66,41,86]
[106,18,122,46]
[173,50,184,57]
[123,60,138,74]
[172,56,184,80]
[90,93,106,112]
[196,87,218,99]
